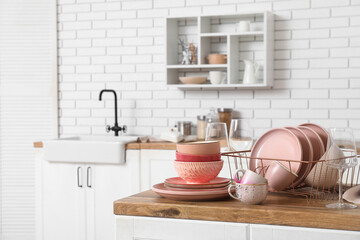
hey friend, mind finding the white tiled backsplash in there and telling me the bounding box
[57,0,360,139]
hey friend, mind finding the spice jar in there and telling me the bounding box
[217,108,233,134]
[175,121,192,136]
[197,115,207,140]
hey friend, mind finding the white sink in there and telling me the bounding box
[43,135,139,164]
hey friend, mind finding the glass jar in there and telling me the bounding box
[197,115,207,140]
[217,108,233,134]
[206,107,219,123]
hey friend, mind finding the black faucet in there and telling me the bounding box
[99,89,127,136]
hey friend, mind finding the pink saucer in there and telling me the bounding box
[165,177,230,189]
[297,126,325,162]
[299,123,328,150]
[249,128,303,176]
[152,183,231,201]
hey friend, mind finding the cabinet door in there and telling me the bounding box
[250,224,360,240]
[89,150,140,240]
[116,216,249,240]
[140,150,176,191]
[42,162,86,240]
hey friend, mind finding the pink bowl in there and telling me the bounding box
[176,141,220,155]
[176,152,221,162]
[174,160,224,183]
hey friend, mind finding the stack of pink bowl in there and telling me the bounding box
[152,141,231,201]
[175,141,223,183]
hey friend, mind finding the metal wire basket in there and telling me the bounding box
[222,150,360,203]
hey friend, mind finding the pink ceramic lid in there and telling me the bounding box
[249,128,303,175]
[285,127,314,187]
[299,123,328,150]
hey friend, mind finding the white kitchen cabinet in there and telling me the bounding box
[42,162,86,240]
[40,150,140,240]
[250,224,360,240]
[140,150,177,191]
[116,216,249,240]
[116,216,360,240]
[90,154,141,240]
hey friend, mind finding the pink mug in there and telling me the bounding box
[234,169,268,185]
[265,161,298,192]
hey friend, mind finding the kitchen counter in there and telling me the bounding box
[114,190,360,231]
[33,141,176,150]
[33,141,360,153]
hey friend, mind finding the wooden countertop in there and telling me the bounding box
[114,190,360,231]
[33,141,176,150]
[32,141,360,153]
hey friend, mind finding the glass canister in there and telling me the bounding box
[206,107,219,123]
[197,115,207,140]
[217,108,233,134]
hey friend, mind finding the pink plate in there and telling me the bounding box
[165,177,230,189]
[299,123,328,150]
[249,128,303,176]
[285,127,314,187]
[297,126,325,162]
[152,183,232,201]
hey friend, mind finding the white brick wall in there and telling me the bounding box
[57,0,360,139]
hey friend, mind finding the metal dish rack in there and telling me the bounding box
[222,150,360,203]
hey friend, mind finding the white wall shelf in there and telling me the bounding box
[165,12,274,90]
[167,64,227,69]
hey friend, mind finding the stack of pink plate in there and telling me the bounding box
[249,123,328,192]
[152,141,232,201]
[152,177,231,201]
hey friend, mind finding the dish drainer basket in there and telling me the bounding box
[222,150,360,203]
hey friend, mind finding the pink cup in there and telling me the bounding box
[228,182,268,205]
[265,161,298,192]
[234,169,268,185]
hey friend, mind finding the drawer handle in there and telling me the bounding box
[77,167,83,188]
[87,167,92,188]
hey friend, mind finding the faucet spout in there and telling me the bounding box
[99,89,118,125]
[99,89,126,136]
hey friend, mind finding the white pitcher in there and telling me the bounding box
[243,60,260,84]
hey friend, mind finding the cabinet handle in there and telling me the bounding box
[87,166,92,188]
[77,167,83,188]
